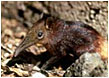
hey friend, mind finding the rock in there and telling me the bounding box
[64,52,108,77]
[4,53,10,58]
[7,44,13,49]
[4,29,13,37]
[31,71,46,77]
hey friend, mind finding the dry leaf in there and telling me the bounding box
[9,67,29,77]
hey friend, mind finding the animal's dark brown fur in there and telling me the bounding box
[14,17,108,69]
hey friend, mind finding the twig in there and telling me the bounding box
[1,44,13,54]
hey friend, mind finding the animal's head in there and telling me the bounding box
[14,17,56,57]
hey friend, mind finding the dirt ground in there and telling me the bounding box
[1,1,108,77]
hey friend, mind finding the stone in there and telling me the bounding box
[64,52,108,77]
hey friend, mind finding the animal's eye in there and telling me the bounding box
[37,30,44,39]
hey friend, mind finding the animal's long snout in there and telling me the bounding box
[13,38,35,57]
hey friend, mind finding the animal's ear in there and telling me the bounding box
[45,17,54,29]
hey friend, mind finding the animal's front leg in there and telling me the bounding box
[41,55,62,70]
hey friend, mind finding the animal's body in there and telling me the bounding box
[14,17,108,69]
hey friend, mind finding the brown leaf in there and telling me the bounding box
[9,67,29,77]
